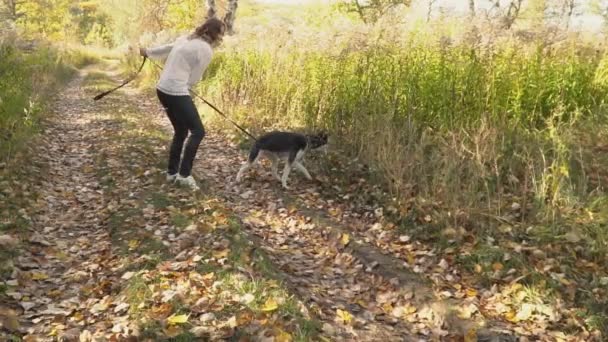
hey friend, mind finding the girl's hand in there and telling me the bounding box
[139,47,148,57]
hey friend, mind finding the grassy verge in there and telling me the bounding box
[0,43,103,301]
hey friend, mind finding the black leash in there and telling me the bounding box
[148,59,257,141]
[93,56,148,101]
[190,89,257,141]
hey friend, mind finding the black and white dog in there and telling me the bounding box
[236,131,328,189]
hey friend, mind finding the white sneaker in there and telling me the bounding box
[166,173,178,182]
[175,175,200,191]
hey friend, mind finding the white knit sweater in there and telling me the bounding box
[145,35,213,96]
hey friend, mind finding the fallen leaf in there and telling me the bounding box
[114,302,130,313]
[336,309,353,324]
[275,328,292,342]
[457,303,478,319]
[167,314,189,325]
[341,233,350,246]
[240,293,255,305]
[464,327,477,342]
[514,303,534,322]
[261,298,278,312]
[121,271,135,280]
[212,249,230,259]
[48,327,59,337]
[163,325,183,337]
[225,315,237,328]
[128,239,140,250]
[505,310,517,322]
[31,272,49,280]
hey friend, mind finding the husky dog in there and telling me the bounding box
[236,131,328,189]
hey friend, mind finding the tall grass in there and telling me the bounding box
[206,36,606,130]
[198,22,607,237]
[0,41,96,164]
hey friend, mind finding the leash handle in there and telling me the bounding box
[93,56,147,101]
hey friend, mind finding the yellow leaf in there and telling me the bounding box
[464,327,477,342]
[212,248,230,259]
[31,272,49,280]
[492,262,504,272]
[261,298,278,312]
[474,264,483,273]
[508,283,523,294]
[341,233,350,246]
[336,309,353,324]
[128,239,140,249]
[47,327,58,336]
[404,304,417,315]
[505,309,518,322]
[466,288,478,298]
[457,304,477,319]
[167,314,189,325]
[275,328,292,342]
[71,312,84,322]
[406,252,415,265]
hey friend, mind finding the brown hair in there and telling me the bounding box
[191,17,225,44]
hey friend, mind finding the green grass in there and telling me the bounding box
[0,42,81,165]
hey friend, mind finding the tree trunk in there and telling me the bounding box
[2,0,21,21]
[503,0,523,29]
[562,0,576,30]
[426,0,436,22]
[206,0,216,19]
[223,0,238,35]
[468,0,475,17]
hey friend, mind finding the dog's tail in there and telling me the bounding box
[248,143,261,163]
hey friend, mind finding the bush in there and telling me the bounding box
[0,41,79,164]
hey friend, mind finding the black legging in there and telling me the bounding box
[156,89,205,177]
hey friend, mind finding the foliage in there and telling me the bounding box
[336,0,411,23]
[0,41,100,164]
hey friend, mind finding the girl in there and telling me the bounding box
[141,18,225,190]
